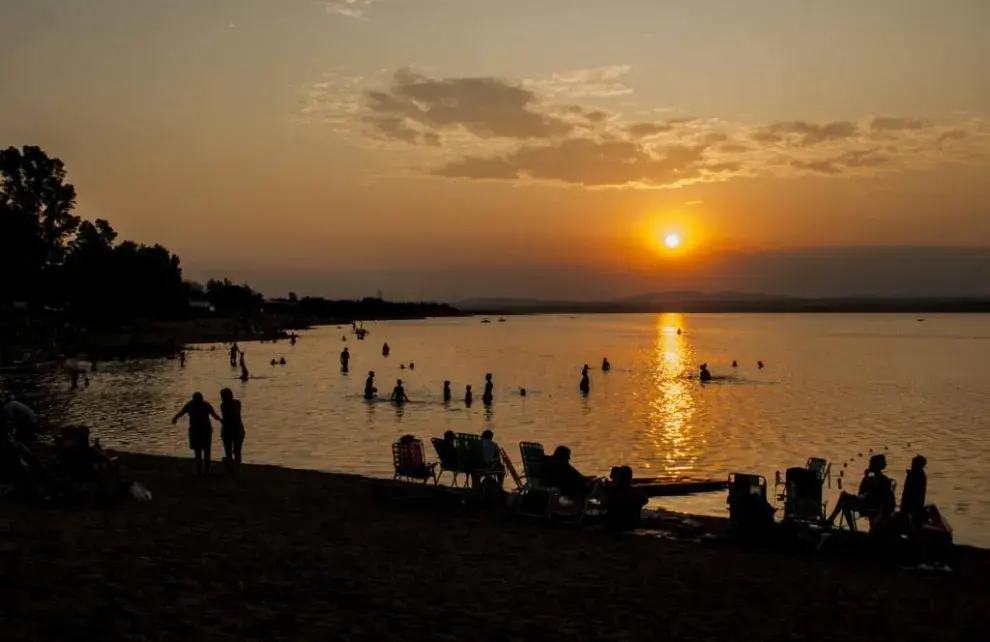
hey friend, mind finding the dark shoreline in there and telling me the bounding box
[2,451,988,641]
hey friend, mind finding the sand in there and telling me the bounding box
[2,453,988,641]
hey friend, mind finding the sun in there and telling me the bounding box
[664,233,681,249]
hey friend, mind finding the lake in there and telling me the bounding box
[47,313,990,546]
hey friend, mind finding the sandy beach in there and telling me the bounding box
[2,453,988,641]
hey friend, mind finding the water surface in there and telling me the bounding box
[46,314,990,546]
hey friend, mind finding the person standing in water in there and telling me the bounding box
[382,342,390,357]
[364,371,377,400]
[579,369,590,394]
[390,379,409,405]
[699,364,712,382]
[239,353,249,381]
[219,388,245,472]
[482,373,494,404]
[465,384,473,406]
[443,380,452,402]
[601,357,611,372]
[179,351,187,367]
[340,347,350,372]
[229,342,239,367]
[172,392,221,475]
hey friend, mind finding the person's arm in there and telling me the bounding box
[208,403,221,422]
[171,403,189,424]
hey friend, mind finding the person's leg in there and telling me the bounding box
[222,438,234,471]
[203,445,211,474]
[193,448,203,475]
[233,437,243,467]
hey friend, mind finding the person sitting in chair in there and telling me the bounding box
[541,445,598,502]
[826,453,895,529]
[604,465,648,530]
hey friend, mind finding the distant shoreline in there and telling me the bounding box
[463,297,990,316]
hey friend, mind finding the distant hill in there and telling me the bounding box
[456,292,990,314]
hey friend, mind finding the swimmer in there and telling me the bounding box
[579,371,590,393]
[382,342,390,357]
[519,388,527,397]
[400,364,406,370]
[270,359,277,366]
[340,347,350,371]
[581,364,590,376]
[443,380,451,402]
[699,363,712,382]
[677,329,682,335]
[482,373,494,404]
[279,357,286,366]
[732,360,738,368]
[465,384,473,406]
[229,342,239,367]
[364,371,377,400]
[409,362,415,370]
[757,360,764,369]
[601,357,611,372]
[239,356,249,381]
[390,379,409,405]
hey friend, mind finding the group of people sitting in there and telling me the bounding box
[826,452,932,535]
[428,430,648,530]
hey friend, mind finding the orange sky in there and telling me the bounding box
[2,0,989,286]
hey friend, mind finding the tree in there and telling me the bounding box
[0,146,80,303]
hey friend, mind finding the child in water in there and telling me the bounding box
[443,381,451,402]
[465,384,473,405]
[699,364,712,382]
[364,371,377,400]
[482,373,494,404]
[390,379,409,405]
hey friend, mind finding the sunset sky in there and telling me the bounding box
[3,0,990,299]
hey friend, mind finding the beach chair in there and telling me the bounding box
[516,442,560,518]
[454,433,504,488]
[431,437,466,487]
[499,447,525,492]
[727,473,775,536]
[391,439,437,484]
[775,458,831,526]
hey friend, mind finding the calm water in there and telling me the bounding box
[47,314,990,546]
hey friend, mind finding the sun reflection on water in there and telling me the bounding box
[647,313,703,478]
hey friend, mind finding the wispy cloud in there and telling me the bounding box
[325,0,376,20]
[298,66,990,190]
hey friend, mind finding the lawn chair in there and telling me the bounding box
[727,472,775,536]
[775,458,831,526]
[392,438,437,484]
[516,442,561,518]
[499,447,525,492]
[431,437,466,487]
[454,433,504,488]
[838,477,897,533]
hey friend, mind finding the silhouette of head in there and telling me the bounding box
[552,445,571,461]
[519,388,526,396]
[868,454,887,472]
[466,385,472,391]
[220,388,233,402]
[911,455,927,471]
[192,392,204,403]
[481,429,494,440]
[369,371,374,377]
[444,380,450,386]
[396,379,402,385]
[443,430,455,443]
[485,373,492,381]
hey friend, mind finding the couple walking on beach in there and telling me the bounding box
[171,389,245,475]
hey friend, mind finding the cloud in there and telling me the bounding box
[299,66,990,189]
[524,66,633,98]
[432,139,723,189]
[326,0,376,20]
[362,68,574,143]
[870,116,934,132]
[753,121,859,146]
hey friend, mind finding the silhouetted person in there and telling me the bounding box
[400,364,406,370]
[239,354,249,381]
[699,364,712,382]
[219,388,245,472]
[364,371,377,399]
[390,379,409,404]
[436,430,457,466]
[179,351,187,367]
[409,362,415,370]
[581,364,589,376]
[270,358,277,366]
[382,342,390,357]
[757,361,764,369]
[732,360,738,368]
[172,392,220,475]
[580,367,590,393]
[827,454,895,528]
[676,328,682,335]
[465,385,473,406]
[443,380,452,402]
[900,455,928,524]
[601,358,611,372]
[279,357,286,366]
[542,445,596,502]
[289,334,297,346]
[604,465,648,530]
[519,388,526,397]
[482,373,494,404]
[340,347,350,372]
[229,342,239,367]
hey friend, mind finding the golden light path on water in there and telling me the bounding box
[646,313,701,478]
